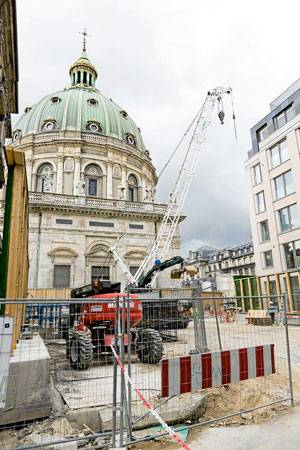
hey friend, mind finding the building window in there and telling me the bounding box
[126,133,136,146]
[253,163,262,185]
[85,121,102,133]
[56,219,73,225]
[89,221,114,227]
[278,204,300,232]
[128,174,138,202]
[37,163,54,193]
[283,240,300,269]
[129,266,139,277]
[51,96,61,104]
[42,120,58,131]
[273,104,293,130]
[53,265,70,288]
[256,124,268,143]
[129,224,143,230]
[269,139,289,168]
[259,220,270,242]
[262,250,273,268]
[274,170,293,199]
[13,129,22,140]
[91,265,110,282]
[84,164,102,197]
[87,98,98,106]
[255,191,265,213]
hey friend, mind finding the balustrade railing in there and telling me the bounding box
[28,192,166,214]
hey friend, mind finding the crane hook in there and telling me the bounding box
[218,110,225,124]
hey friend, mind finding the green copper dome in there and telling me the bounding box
[13,50,146,152]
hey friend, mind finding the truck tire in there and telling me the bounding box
[136,328,163,364]
[68,329,93,370]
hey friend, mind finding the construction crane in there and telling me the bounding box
[110,87,234,287]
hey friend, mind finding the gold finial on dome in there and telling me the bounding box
[78,28,91,53]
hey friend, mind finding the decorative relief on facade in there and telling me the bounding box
[113,164,121,177]
[64,157,74,172]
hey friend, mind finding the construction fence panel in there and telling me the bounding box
[0,294,294,450]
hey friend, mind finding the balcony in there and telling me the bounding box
[28,192,167,215]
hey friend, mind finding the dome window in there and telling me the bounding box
[88,98,98,106]
[42,120,58,131]
[85,121,102,133]
[13,129,22,140]
[120,110,128,119]
[24,107,32,113]
[51,96,61,104]
[126,133,136,146]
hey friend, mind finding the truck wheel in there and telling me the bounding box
[68,330,93,370]
[177,319,190,329]
[136,328,163,364]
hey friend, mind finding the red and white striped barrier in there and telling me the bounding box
[161,344,275,398]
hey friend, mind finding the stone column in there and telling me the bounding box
[107,162,113,199]
[56,156,63,194]
[74,157,81,194]
[25,158,33,190]
[121,167,127,199]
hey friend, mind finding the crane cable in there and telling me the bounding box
[158,90,237,182]
[157,106,203,181]
[231,90,237,140]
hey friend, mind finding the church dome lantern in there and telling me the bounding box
[69,28,97,88]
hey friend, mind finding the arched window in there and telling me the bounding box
[77,71,81,83]
[89,74,92,86]
[83,71,87,84]
[37,163,54,193]
[85,164,102,197]
[128,174,138,202]
[73,73,75,85]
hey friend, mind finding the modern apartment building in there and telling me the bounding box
[245,79,300,310]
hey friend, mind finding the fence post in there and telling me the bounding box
[191,288,208,353]
[283,294,294,407]
[248,278,253,310]
[112,296,120,448]
[257,277,263,309]
[212,297,222,351]
[126,285,133,441]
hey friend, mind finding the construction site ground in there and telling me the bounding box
[1,320,300,449]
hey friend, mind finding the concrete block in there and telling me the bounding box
[0,335,51,426]
[66,407,103,432]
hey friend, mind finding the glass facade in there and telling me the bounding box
[278,204,300,232]
[283,240,300,269]
[260,220,270,241]
[269,139,289,168]
[263,250,273,268]
[256,191,265,213]
[253,163,262,184]
[274,170,293,199]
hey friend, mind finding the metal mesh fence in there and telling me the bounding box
[0,293,294,449]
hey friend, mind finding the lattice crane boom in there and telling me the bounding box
[110,87,233,287]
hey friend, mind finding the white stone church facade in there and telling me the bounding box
[3,47,181,289]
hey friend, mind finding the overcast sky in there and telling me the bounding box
[14,0,300,256]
